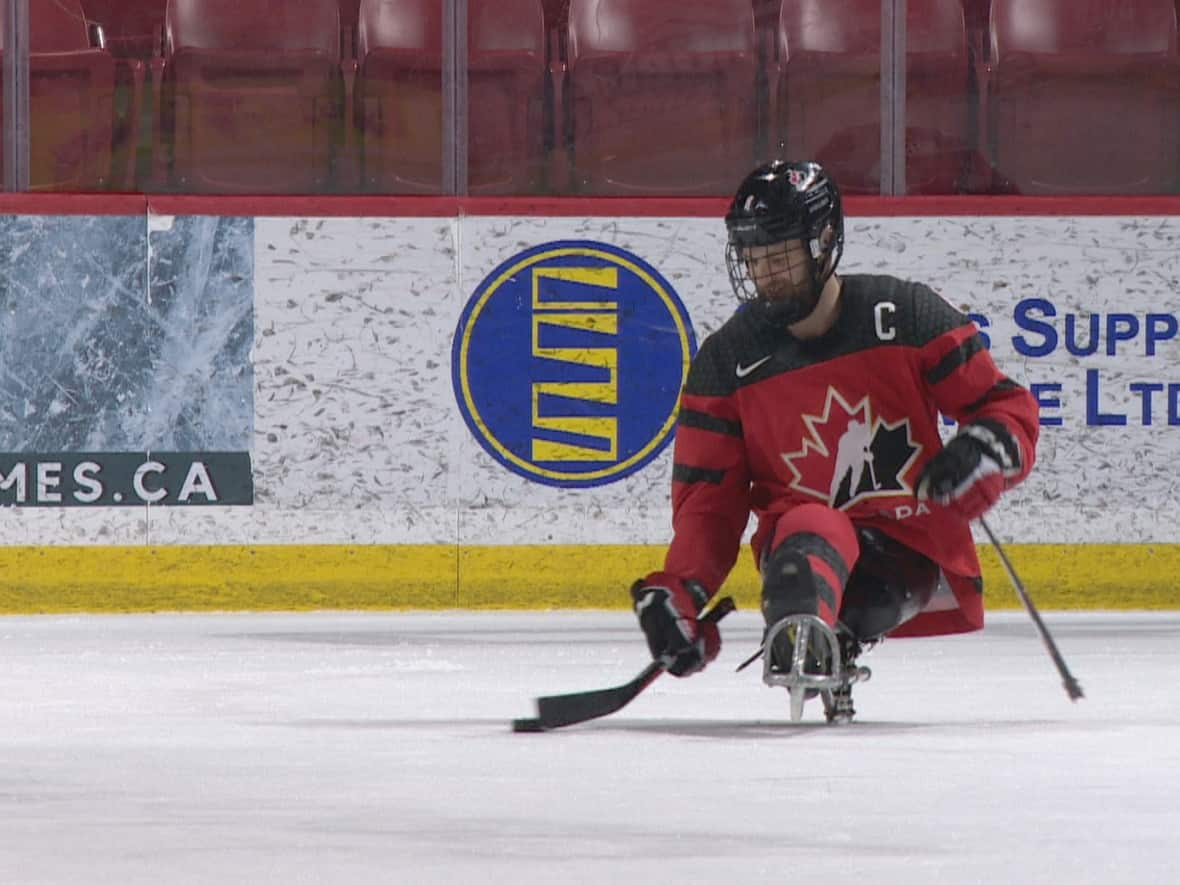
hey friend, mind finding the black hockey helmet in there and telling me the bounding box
[724,160,844,325]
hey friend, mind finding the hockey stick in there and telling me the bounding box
[512,595,737,732]
[979,516,1084,701]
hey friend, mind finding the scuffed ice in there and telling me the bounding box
[0,214,252,451]
[141,216,253,449]
[0,215,145,449]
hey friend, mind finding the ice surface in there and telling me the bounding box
[0,610,1174,884]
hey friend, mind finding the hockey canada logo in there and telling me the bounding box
[780,388,922,509]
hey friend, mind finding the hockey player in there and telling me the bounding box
[630,159,1040,721]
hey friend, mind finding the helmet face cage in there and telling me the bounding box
[724,161,844,324]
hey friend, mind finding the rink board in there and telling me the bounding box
[0,196,1178,611]
[1,543,1177,613]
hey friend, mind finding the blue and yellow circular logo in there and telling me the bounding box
[453,240,696,488]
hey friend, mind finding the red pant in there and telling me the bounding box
[762,503,939,639]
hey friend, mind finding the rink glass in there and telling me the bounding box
[2,0,1177,196]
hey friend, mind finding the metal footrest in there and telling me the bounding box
[762,615,871,723]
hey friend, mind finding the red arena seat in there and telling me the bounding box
[0,0,122,190]
[161,0,345,193]
[80,0,166,58]
[774,0,973,195]
[986,0,1180,194]
[959,0,991,60]
[961,2,990,38]
[338,0,361,57]
[564,0,760,195]
[354,0,549,194]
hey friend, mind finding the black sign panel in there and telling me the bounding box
[0,452,253,506]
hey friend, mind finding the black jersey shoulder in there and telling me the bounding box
[682,276,974,397]
[839,274,973,348]
[682,307,771,398]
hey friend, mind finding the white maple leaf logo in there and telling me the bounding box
[780,387,923,510]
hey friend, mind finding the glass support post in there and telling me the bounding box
[2,0,31,192]
[442,0,469,195]
[880,0,906,195]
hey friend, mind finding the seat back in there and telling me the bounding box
[339,0,361,54]
[81,0,166,58]
[564,0,758,194]
[167,0,339,53]
[0,0,117,190]
[357,0,442,55]
[11,0,88,51]
[993,0,1175,54]
[162,0,344,193]
[961,2,990,40]
[775,0,971,195]
[355,0,548,193]
[988,0,1180,193]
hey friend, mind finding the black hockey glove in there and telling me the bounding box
[630,572,720,677]
[916,421,1019,521]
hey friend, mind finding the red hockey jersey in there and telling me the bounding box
[664,274,1040,636]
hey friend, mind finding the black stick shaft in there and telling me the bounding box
[979,517,1084,701]
[530,596,736,730]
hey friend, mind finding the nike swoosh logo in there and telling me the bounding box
[735,355,773,378]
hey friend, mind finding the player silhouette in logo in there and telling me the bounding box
[830,417,877,504]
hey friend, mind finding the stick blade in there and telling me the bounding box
[520,596,737,731]
[534,663,660,729]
